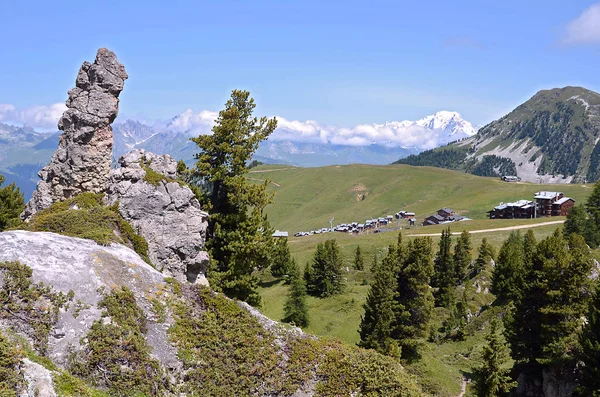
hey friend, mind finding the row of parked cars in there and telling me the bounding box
[294,211,414,237]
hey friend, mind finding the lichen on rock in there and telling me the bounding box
[105,149,210,285]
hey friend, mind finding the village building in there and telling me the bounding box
[489,200,536,219]
[552,196,576,216]
[437,208,455,218]
[501,175,521,182]
[424,214,446,226]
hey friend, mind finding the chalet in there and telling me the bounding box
[424,214,446,226]
[272,230,289,238]
[552,196,576,216]
[535,191,564,217]
[437,208,455,218]
[409,218,416,227]
[405,212,415,219]
[489,200,535,219]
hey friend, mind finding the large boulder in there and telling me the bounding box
[105,149,210,285]
[22,48,128,220]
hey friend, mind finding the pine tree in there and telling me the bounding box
[358,247,399,357]
[433,228,455,308]
[282,276,309,328]
[492,231,526,304]
[453,230,472,284]
[472,319,516,397]
[0,175,24,231]
[575,281,600,397]
[270,238,293,279]
[354,245,365,271]
[191,90,277,306]
[474,237,495,275]
[305,239,344,297]
[564,205,600,248]
[393,236,435,359]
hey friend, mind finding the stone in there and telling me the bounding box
[105,149,210,285]
[22,48,128,220]
[19,359,57,397]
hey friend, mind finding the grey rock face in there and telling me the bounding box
[22,48,128,220]
[19,359,57,397]
[105,149,210,285]
[0,231,178,370]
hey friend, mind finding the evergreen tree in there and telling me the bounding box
[564,205,600,248]
[473,237,495,275]
[282,277,309,328]
[358,248,399,357]
[354,245,365,271]
[393,236,435,359]
[472,319,516,397]
[0,175,24,231]
[492,231,526,304]
[305,239,344,297]
[575,281,600,397]
[270,238,293,279]
[453,230,472,284]
[191,90,277,306]
[433,228,455,308]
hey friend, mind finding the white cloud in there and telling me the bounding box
[167,110,476,150]
[563,3,600,45]
[0,103,66,129]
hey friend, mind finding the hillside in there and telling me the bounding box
[395,86,600,183]
[251,163,591,233]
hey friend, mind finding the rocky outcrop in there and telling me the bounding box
[19,359,57,397]
[105,149,210,285]
[22,48,128,220]
[0,231,178,369]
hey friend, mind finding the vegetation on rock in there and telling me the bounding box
[0,331,23,396]
[0,174,24,231]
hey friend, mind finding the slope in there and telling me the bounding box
[395,86,600,183]
[251,163,591,233]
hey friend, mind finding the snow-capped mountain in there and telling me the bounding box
[414,111,477,138]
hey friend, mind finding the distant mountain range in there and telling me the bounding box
[0,109,477,197]
[395,86,600,184]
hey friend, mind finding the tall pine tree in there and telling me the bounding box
[282,276,309,328]
[472,319,516,397]
[453,230,472,284]
[0,175,24,231]
[358,247,399,357]
[492,231,526,304]
[191,90,277,306]
[575,281,600,397]
[393,236,435,359]
[433,228,455,308]
[474,237,495,275]
[305,239,344,297]
[354,245,365,271]
[270,238,293,279]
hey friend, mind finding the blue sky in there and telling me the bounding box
[1,0,600,133]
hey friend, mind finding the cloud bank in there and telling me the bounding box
[563,3,600,45]
[0,103,67,129]
[166,110,475,150]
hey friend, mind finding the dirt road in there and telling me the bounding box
[408,220,565,237]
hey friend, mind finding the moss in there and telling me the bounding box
[0,261,73,354]
[69,286,168,396]
[0,331,23,396]
[140,156,185,188]
[21,193,152,267]
[150,298,166,323]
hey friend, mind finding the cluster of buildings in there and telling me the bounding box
[488,191,575,219]
[423,208,466,226]
[293,210,416,237]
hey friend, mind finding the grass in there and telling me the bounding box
[249,163,591,233]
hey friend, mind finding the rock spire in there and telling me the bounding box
[22,48,128,220]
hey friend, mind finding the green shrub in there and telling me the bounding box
[21,193,152,266]
[70,286,168,396]
[0,331,23,396]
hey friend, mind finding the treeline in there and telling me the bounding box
[392,147,468,169]
[356,185,600,395]
[468,155,517,177]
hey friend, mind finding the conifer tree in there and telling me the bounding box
[473,319,516,397]
[564,205,600,248]
[492,231,525,303]
[575,281,600,397]
[474,237,495,275]
[282,276,309,328]
[354,245,365,271]
[453,230,472,284]
[270,238,293,278]
[433,228,455,308]
[0,175,24,231]
[191,90,277,306]
[305,239,344,297]
[359,248,399,356]
[393,236,435,359]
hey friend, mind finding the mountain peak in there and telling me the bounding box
[415,111,477,137]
